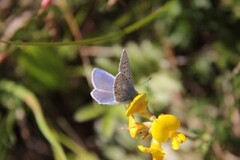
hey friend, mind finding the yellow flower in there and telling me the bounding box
[169,132,186,150]
[126,93,153,119]
[138,139,165,160]
[151,114,186,150]
[128,115,150,139]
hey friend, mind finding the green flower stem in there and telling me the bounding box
[0,0,174,46]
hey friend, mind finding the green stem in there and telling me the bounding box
[55,132,99,160]
[34,109,67,160]
[0,1,174,46]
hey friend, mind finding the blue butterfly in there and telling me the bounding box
[91,49,138,105]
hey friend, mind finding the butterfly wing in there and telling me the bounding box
[92,68,115,91]
[91,89,115,104]
[118,49,134,86]
[91,68,116,104]
[114,72,138,103]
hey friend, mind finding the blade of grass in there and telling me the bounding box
[55,131,99,160]
[0,80,67,160]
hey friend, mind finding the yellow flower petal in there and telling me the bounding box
[126,93,153,119]
[138,139,165,160]
[170,132,187,150]
[171,136,180,150]
[128,115,150,139]
[151,114,180,143]
[177,133,187,143]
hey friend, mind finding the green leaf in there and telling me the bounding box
[95,108,118,140]
[18,46,67,92]
[74,105,106,122]
[139,71,182,109]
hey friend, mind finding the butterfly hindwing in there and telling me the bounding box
[114,72,137,103]
[91,89,115,104]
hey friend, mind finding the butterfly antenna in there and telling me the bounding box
[139,77,152,85]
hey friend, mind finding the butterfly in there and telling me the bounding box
[91,49,138,105]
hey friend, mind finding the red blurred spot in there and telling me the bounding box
[41,0,52,9]
[0,53,7,64]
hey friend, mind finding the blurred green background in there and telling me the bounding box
[1,0,240,159]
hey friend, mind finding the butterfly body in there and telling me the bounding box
[91,49,138,105]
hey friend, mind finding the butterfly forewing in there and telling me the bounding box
[92,68,115,92]
[114,72,138,102]
[118,50,134,86]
